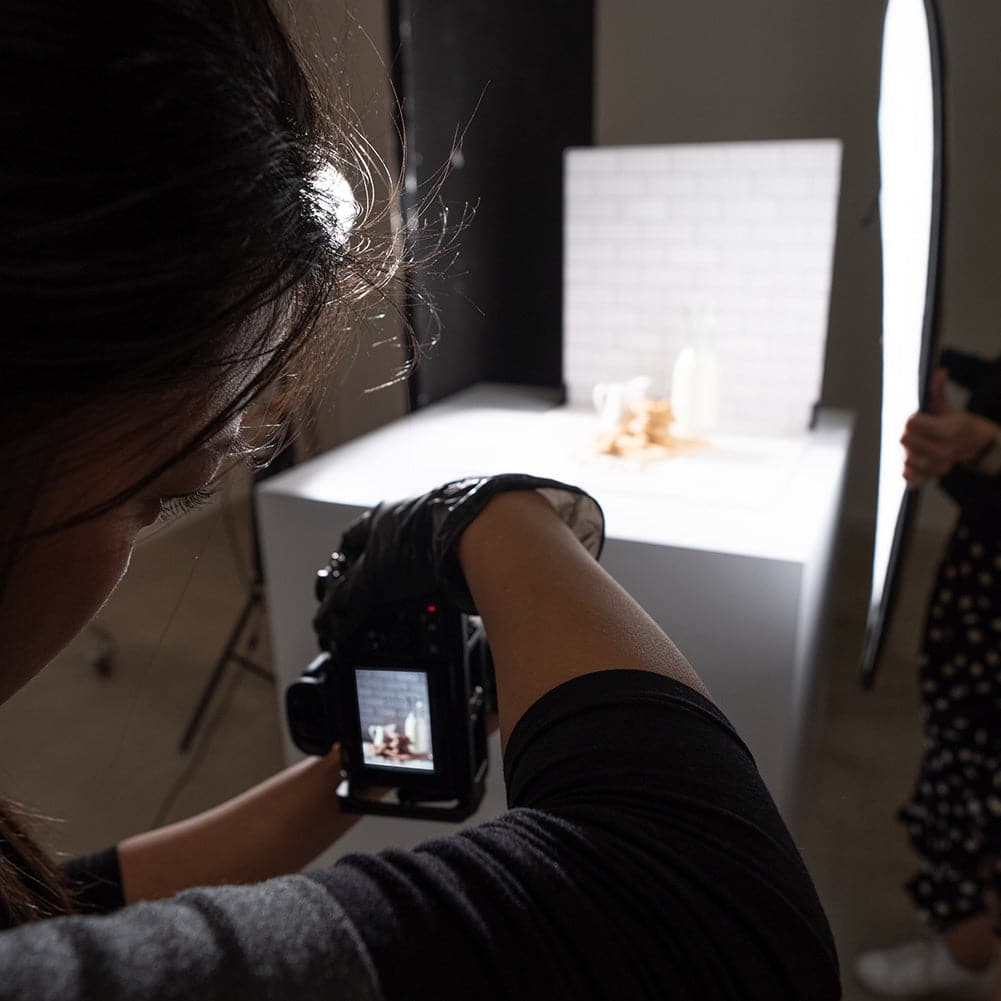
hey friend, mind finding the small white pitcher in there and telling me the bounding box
[592,377,651,433]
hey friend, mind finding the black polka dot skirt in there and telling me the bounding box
[898,520,1001,930]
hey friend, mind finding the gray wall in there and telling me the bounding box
[937,6,1001,366]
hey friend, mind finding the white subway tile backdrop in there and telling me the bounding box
[563,140,842,434]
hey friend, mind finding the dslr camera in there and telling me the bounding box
[286,552,491,821]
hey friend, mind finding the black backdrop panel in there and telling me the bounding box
[392,0,594,408]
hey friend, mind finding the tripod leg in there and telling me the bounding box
[86,623,117,677]
[178,588,259,753]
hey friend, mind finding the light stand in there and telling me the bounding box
[177,558,270,752]
[178,445,295,752]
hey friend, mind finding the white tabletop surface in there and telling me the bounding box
[263,384,853,564]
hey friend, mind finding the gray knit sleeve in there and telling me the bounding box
[0,874,382,1001]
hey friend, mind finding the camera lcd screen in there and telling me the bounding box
[355,668,435,772]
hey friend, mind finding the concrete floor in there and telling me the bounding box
[0,490,959,999]
[797,518,946,1000]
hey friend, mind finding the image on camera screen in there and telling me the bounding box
[356,668,435,772]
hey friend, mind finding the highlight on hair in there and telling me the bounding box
[0,0,419,928]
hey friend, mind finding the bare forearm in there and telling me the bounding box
[456,490,711,750]
[119,749,357,903]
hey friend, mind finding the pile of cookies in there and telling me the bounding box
[595,398,705,462]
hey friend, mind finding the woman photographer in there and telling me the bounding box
[0,2,840,997]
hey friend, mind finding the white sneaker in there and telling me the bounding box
[854,939,995,999]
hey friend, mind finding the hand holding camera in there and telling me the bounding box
[289,473,605,821]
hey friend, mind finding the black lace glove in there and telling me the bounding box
[313,473,605,648]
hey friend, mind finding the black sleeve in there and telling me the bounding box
[940,347,989,391]
[939,465,1001,527]
[935,350,1001,525]
[60,846,125,914]
[309,669,841,1001]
